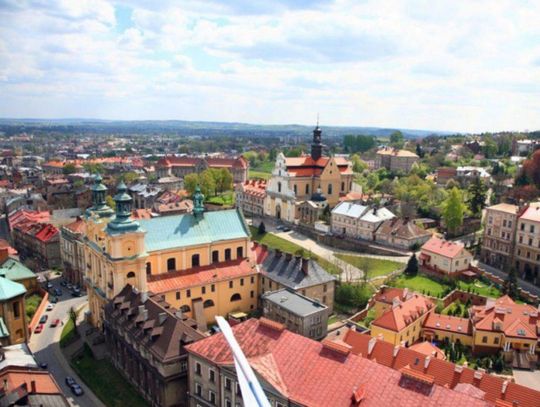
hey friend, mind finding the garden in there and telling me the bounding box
[335,254,403,279]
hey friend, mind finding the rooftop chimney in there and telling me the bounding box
[301,258,309,274]
[285,253,292,261]
[141,291,148,303]
[30,380,36,394]
[501,380,509,394]
[424,356,431,369]
[368,337,377,355]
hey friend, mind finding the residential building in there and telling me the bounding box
[370,293,434,346]
[512,138,540,156]
[256,246,336,312]
[408,341,446,360]
[156,176,183,191]
[456,166,491,185]
[374,147,419,172]
[481,203,520,269]
[128,183,163,209]
[185,318,496,407]
[0,277,28,346]
[331,202,395,240]
[375,218,432,250]
[11,219,60,269]
[356,207,395,240]
[514,202,540,283]
[156,155,248,183]
[342,329,540,407]
[0,248,38,292]
[265,126,353,221]
[84,175,256,329]
[235,180,266,217]
[370,286,413,318]
[60,217,86,285]
[262,288,329,340]
[422,313,473,346]
[104,284,205,407]
[436,167,457,186]
[419,236,473,275]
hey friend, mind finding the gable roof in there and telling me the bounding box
[376,218,432,240]
[0,277,26,301]
[187,318,490,407]
[423,313,473,335]
[138,208,249,252]
[331,201,368,218]
[371,294,433,332]
[342,330,540,407]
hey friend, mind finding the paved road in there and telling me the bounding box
[28,279,104,407]
[473,260,540,298]
[513,370,540,391]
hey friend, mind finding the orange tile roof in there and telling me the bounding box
[471,295,538,340]
[187,319,491,407]
[63,217,85,234]
[371,294,434,332]
[0,239,17,255]
[421,236,470,259]
[408,341,446,360]
[147,258,257,293]
[373,287,409,305]
[520,202,540,222]
[423,313,473,335]
[342,330,540,407]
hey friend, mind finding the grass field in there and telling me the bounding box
[59,318,76,348]
[207,191,235,206]
[249,226,341,275]
[71,345,149,407]
[391,274,447,297]
[249,170,271,180]
[456,280,501,298]
[335,254,403,278]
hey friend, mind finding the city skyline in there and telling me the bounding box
[1,0,539,132]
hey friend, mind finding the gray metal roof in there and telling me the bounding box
[263,289,327,316]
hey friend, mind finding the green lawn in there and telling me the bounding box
[249,170,271,180]
[335,254,403,278]
[206,191,235,206]
[252,161,275,173]
[59,318,76,348]
[249,226,341,275]
[391,274,447,297]
[71,345,149,407]
[456,280,501,298]
[25,294,43,320]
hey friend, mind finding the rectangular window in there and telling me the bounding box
[12,301,20,318]
[240,278,244,286]
[176,292,180,300]
[187,289,191,298]
[250,276,255,284]
[209,369,215,383]
[211,284,215,292]
[195,383,202,396]
[250,290,254,298]
[494,337,499,344]
[225,377,232,391]
[225,400,232,407]
[195,362,201,376]
[202,286,206,294]
[482,336,487,343]
[531,225,535,233]
[229,281,233,289]
[209,390,216,405]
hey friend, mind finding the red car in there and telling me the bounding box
[50,319,60,328]
[34,324,44,334]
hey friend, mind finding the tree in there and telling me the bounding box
[415,143,425,158]
[441,187,467,236]
[62,163,76,175]
[120,171,139,184]
[522,149,540,189]
[199,169,216,197]
[215,168,233,193]
[105,195,116,210]
[503,267,519,299]
[389,131,404,149]
[184,173,199,195]
[258,222,266,235]
[404,253,419,276]
[467,178,488,217]
[69,306,78,334]
[83,162,104,174]
[350,154,367,173]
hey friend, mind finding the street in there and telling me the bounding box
[474,260,540,298]
[28,278,104,407]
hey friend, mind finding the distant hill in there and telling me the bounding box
[0,118,454,138]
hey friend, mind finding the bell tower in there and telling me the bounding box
[311,121,323,161]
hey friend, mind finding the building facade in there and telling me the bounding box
[481,203,519,269]
[156,156,248,184]
[235,180,266,217]
[60,217,86,285]
[514,203,540,283]
[104,285,205,407]
[375,147,419,172]
[0,277,28,346]
[419,236,473,275]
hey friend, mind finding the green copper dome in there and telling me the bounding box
[107,180,139,234]
[86,173,114,218]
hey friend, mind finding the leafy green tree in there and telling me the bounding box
[83,163,104,174]
[69,306,78,334]
[404,253,419,276]
[258,222,266,235]
[441,187,467,236]
[120,171,139,184]
[184,173,199,195]
[105,195,116,210]
[415,143,425,158]
[216,168,233,193]
[62,163,77,175]
[503,267,519,299]
[350,154,367,173]
[389,131,404,149]
[199,169,216,197]
[467,178,488,217]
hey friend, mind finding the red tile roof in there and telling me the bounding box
[157,156,248,169]
[371,294,434,332]
[63,217,85,234]
[186,319,491,407]
[408,341,446,360]
[471,295,538,340]
[342,330,540,407]
[423,313,473,335]
[284,155,353,177]
[34,224,59,243]
[373,287,409,305]
[238,180,267,198]
[147,258,257,293]
[8,209,50,229]
[421,236,470,259]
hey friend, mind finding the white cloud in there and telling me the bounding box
[0,0,539,132]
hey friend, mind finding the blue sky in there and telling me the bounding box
[0,0,539,132]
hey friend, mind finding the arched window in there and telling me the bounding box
[192,254,200,267]
[167,258,176,272]
[230,293,241,302]
[305,184,310,194]
[341,181,345,191]
[277,182,282,193]
[327,184,333,195]
[203,299,215,308]
[127,272,136,279]
[225,248,231,261]
[236,247,243,259]
[180,305,191,313]
[212,250,219,263]
[146,262,151,275]
[293,184,297,194]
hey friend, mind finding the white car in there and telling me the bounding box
[46,304,54,311]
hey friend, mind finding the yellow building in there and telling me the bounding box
[422,313,473,346]
[0,277,28,345]
[370,294,434,346]
[84,177,256,329]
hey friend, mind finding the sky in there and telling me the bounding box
[0,0,539,133]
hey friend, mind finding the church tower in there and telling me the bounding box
[311,123,323,161]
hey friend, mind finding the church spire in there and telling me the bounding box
[87,173,114,218]
[107,181,139,233]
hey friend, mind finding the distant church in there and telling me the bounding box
[265,125,353,222]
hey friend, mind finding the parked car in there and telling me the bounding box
[50,296,58,304]
[71,290,82,297]
[67,283,73,290]
[54,288,63,296]
[282,227,291,232]
[45,282,53,289]
[60,280,67,287]
[39,362,48,369]
[65,377,76,387]
[34,324,44,334]
[71,384,84,396]
[39,315,48,324]
[50,319,60,328]
[276,225,284,231]
[46,304,54,311]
